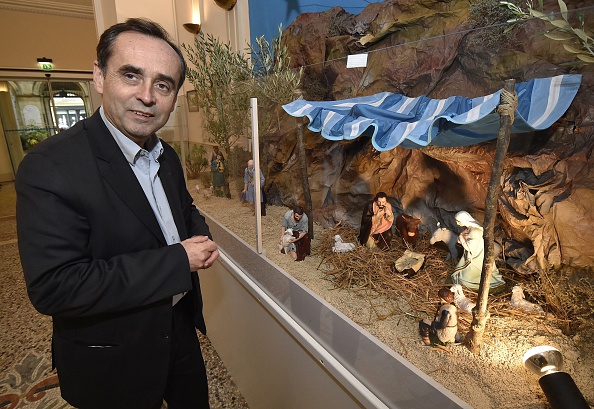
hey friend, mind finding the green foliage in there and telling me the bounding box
[469,0,521,48]
[248,24,303,166]
[186,144,210,179]
[171,142,210,179]
[500,0,594,63]
[229,145,251,177]
[19,126,49,150]
[182,33,252,156]
[183,26,303,189]
[249,25,303,107]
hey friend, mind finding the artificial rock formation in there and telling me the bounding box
[262,0,594,273]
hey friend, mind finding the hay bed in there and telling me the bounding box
[315,225,594,336]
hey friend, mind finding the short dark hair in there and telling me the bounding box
[438,288,455,303]
[294,206,304,215]
[374,192,388,201]
[96,18,186,90]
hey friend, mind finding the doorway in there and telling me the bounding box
[0,79,93,179]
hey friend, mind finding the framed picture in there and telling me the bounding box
[187,90,199,112]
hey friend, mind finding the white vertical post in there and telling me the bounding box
[251,97,263,253]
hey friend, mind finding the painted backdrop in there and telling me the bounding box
[248,0,381,43]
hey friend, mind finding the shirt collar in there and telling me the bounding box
[99,106,163,165]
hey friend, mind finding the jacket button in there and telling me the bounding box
[164,333,170,339]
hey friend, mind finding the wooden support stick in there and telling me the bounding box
[466,79,517,354]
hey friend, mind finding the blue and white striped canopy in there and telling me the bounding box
[282,74,582,151]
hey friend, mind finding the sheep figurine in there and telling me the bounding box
[509,285,544,314]
[279,228,294,254]
[450,284,476,313]
[430,223,459,261]
[332,235,356,253]
[195,184,213,201]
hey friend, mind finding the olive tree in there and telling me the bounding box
[182,33,251,161]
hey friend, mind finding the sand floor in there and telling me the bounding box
[190,180,594,409]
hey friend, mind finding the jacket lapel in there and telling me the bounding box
[85,111,167,245]
[159,153,188,239]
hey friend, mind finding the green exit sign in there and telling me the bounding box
[37,59,53,71]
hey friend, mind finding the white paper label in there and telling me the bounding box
[346,53,368,68]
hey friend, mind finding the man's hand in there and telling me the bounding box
[181,235,220,271]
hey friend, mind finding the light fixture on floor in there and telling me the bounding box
[523,346,589,409]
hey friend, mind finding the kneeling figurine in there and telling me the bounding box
[419,288,461,346]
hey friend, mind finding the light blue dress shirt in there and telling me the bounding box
[99,107,186,305]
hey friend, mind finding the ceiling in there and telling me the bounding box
[0,0,94,19]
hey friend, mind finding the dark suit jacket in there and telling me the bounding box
[15,110,211,409]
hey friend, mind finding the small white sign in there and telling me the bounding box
[346,53,368,68]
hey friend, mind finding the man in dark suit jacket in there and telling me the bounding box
[15,18,219,409]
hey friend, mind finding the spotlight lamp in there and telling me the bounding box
[523,346,589,409]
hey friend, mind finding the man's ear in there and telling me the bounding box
[170,94,178,113]
[92,61,104,94]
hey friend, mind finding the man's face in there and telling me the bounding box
[294,212,303,221]
[376,197,387,209]
[93,32,180,146]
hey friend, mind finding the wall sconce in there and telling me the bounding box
[184,0,201,34]
[214,0,237,10]
[183,23,201,34]
[523,346,589,409]
[37,57,53,71]
[0,81,8,93]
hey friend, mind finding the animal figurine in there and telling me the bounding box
[195,184,213,201]
[332,235,356,253]
[509,285,544,314]
[430,223,459,261]
[395,213,421,247]
[450,284,476,313]
[279,228,294,254]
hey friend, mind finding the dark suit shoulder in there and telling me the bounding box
[25,115,96,158]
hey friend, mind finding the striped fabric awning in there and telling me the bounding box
[282,74,582,151]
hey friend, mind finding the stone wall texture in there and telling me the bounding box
[261,0,594,272]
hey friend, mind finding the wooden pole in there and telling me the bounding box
[293,89,314,239]
[466,79,517,354]
[296,116,314,239]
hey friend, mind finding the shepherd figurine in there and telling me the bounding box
[419,288,462,346]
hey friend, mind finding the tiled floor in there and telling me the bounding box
[0,181,248,408]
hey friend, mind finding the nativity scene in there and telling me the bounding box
[183,0,594,407]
